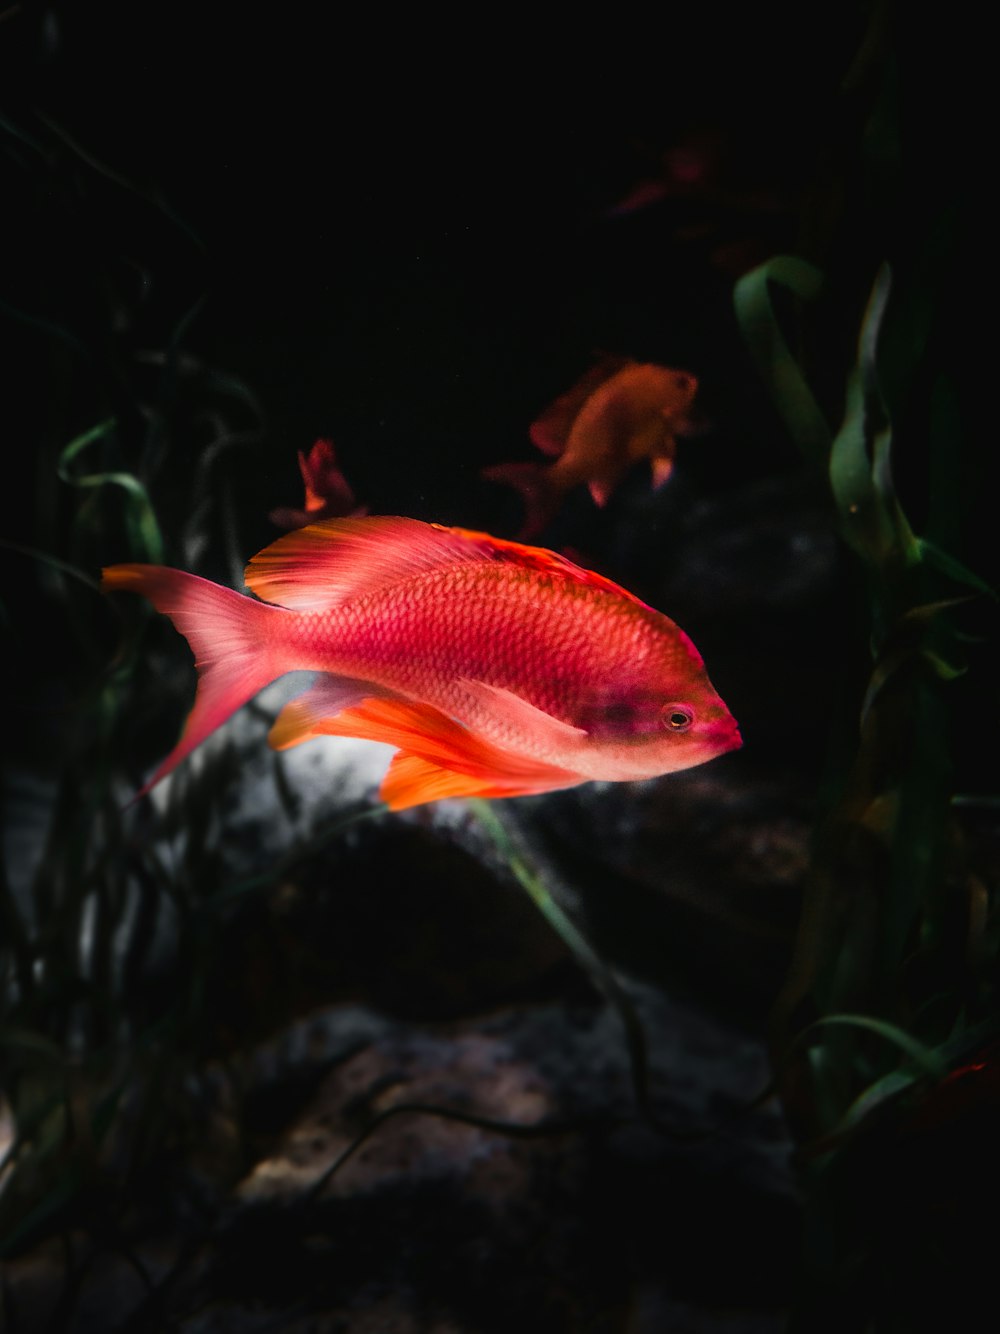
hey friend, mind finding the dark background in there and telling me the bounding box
[2,2,889,534]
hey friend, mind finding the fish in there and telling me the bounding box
[269,438,366,528]
[604,127,804,277]
[482,358,700,539]
[606,128,725,218]
[101,516,740,811]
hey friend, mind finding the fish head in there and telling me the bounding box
[574,623,740,780]
[617,367,700,463]
[664,368,698,402]
[621,364,697,414]
[649,688,742,772]
[657,368,700,433]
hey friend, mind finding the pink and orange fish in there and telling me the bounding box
[269,438,366,529]
[483,358,699,539]
[102,517,739,811]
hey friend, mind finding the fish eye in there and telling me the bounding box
[661,704,694,732]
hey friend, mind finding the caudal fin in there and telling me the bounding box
[480,462,560,540]
[102,564,289,794]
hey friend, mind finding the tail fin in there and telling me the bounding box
[480,462,560,540]
[102,564,289,794]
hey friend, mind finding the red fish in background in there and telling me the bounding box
[102,517,739,811]
[606,126,802,278]
[269,438,367,528]
[482,358,699,539]
[608,128,726,217]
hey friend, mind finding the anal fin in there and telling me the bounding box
[382,752,581,811]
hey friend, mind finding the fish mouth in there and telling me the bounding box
[705,713,742,755]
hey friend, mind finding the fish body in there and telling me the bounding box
[483,359,699,538]
[102,517,739,810]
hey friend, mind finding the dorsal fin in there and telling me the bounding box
[529,355,635,456]
[244,516,648,611]
[246,517,467,610]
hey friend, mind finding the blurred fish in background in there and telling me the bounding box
[604,123,806,277]
[269,438,367,528]
[483,356,700,538]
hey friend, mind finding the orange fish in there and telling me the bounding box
[269,438,366,529]
[482,358,699,538]
[102,517,739,811]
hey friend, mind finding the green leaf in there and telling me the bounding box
[58,419,164,563]
[90,1085,126,1147]
[829,271,893,562]
[732,256,831,466]
[860,596,975,721]
[829,361,881,561]
[0,539,106,596]
[920,649,967,681]
[0,1168,83,1258]
[828,264,922,568]
[805,1012,947,1080]
[857,263,892,408]
[469,799,654,1124]
[914,538,996,598]
[834,1067,920,1136]
[0,1027,67,1065]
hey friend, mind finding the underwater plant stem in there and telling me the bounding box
[468,799,653,1122]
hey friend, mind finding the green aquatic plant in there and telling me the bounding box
[1,430,202,1259]
[735,247,995,1328]
[0,106,275,1281]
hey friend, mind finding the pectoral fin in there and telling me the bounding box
[649,456,676,488]
[456,679,587,745]
[587,478,614,507]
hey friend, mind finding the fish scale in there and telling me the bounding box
[297,564,650,728]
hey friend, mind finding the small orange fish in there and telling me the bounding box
[483,358,699,538]
[102,517,739,811]
[269,438,366,528]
